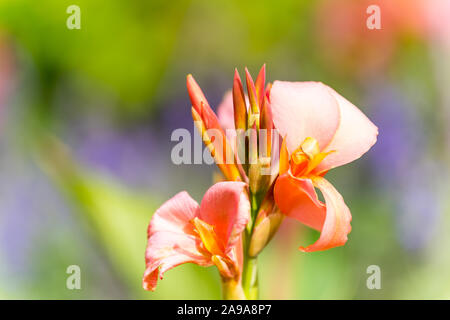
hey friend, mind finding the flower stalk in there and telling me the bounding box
[241,189,263,299]
[242,254,259,299]
[221,278,246,300]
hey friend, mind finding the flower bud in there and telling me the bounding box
[233,69,247,131]
[248,211,283,257]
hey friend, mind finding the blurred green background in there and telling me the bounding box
[0,0,449,299]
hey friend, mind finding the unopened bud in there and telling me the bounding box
[248,209,283,257]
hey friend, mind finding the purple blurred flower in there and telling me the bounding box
[0,179,38,274]
[75,124,167,190]
[365,83,440,251]
[396,161,440,251]
[367,84,424,185]
[0,155,68,277]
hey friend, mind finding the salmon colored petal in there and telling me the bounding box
[274,172,326,231]
[270,81,340,153]
[217,90,236,131]
[199,181,250,251]
[143,231,211,291]
[235,235,244,272]
[314,86,378,173]
[148,191,200,238]
[187,74,210,114]
[299,176,352,252]
[186,75,225,134]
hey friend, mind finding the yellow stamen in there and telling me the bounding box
[191,217,223,256]
[290,137,334,177]
[300,137,320,159]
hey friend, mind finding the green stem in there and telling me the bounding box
[242,192,260,299]
[221,278,246,300]
[242,254,258,299]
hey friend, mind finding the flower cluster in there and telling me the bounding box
[143,65,378,299]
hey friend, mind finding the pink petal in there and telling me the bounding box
[217,91,235,130]
[299,176,352,252]
[217,91,238,153]
[143,231,211,291]
[199,181,250,251]
[270,81,340,153]
[148,191,200,238]
[274,172,326,231]
[314,86,378,173]
[217,91,251,159]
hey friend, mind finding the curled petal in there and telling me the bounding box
[270,81,340,153]
[143,231,211,291]
[148,191,200,237]
[300,176,352,252]
[199,181,250,251]
[314,86,378,173]
[274,173,325,231]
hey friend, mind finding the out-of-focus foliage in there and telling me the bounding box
[0,0,189,115]
[0,0,449,299]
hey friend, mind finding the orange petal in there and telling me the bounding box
[233,69,248,131]
[187,74,209,114]
[192,106,242,181]
[245,67,259,115]
[279,137,290,176]
[191,217,223,255]
[299,176,352,252]
[274,172,325,231]
[186,74,227,135]
[255,64,266,107]
[260,96,273,156]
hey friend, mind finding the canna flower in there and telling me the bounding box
[148,65,378,299]
[143,181,249,298]
[186,67,377,255]
[271,81,378,252]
